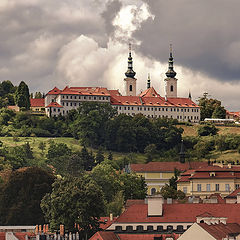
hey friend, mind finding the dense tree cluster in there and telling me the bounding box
[198,93,226,120]
[69,102,183,153]
[0,167,55,225]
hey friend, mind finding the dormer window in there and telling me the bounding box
[210,172,215,177]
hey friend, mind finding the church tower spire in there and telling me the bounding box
[164,44,178,98]
[165,44,177,78]
[125,43,136,78]
[124,43,137,96]
[147,73,151,89]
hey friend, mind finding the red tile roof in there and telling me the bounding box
[110,96,142,106]
[209,193,225,204]
[130,161,208,173]
[30,98,45,107]
[90,231,118,240]
[225,188,240,198]
[46,102,63,108]
[47,87,61,95]
[167,97,199,107]
[118,233,180,240]
[125,199,145,208]
[178,165,240,182]
[199,223,240,240]
[99,217,117,230]
[190,171,236,179]
[139,87,160,98]
[115,203,240,223]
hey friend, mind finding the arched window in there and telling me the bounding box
[170,85,174,92]
[151,188,156,195]
[200,220,204,223]
[129,85,133,92]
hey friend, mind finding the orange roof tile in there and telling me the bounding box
[110,96,142,106]
[199,223,240,240]
[46,102,63,108]
[30,98,45,107]
[225,188,240,198]
[47,87,61,95]
[115,203,240,223]
[167,97,199,107]
[139,87,160,98]
[99,217,117,230]
[130,161,208,173]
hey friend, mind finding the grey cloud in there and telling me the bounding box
[134,0,240,82]
[0,0,112,91]
[102,0,122,39]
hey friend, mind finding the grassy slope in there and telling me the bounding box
[0,137,146,164]
[1,125,240,164]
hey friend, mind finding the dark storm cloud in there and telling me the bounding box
[102,0,122,38]
[0,0,113,91]
[133,0,240,82]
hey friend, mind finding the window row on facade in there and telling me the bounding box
[61,95,109,101]
[194,183,232,192]
[124,112,199,120]
[114,106,199,112]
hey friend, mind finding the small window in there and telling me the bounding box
[170,85,174,92]
[236,184,240,189]
[216,184,219,191]
[151,188,156,195]
[207,184,211,191]
[129,85,133,92]
[70,96,72,99]
[225,184,230,192]
[197,184,201,192]
[183,187,187,194]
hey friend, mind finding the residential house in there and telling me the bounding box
[178,222,240,240]
[90,194,240,240]
[30,98,45,113]
[130,161,208,195]
[177,165,240,198]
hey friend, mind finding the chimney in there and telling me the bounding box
[228,163,232,169]
[110,213,113,221]
[147,194,164,216]
[237,193,240,204]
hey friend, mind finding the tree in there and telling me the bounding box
[197,123,218,136]
[160,184,185,200]
[38,141,46,155]
[198,93,226,120]
[91,163,121,203]
[41,175,105,238]
[169,168,181,190]
[144,144,157,163]
[0,167,54,225]
[15,81,30,110]
[95,148,104,165]
[47,142,72,160]
[120,173,147,201]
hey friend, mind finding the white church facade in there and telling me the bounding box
[45,45,200,122]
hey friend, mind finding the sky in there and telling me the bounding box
[0,0,240,110]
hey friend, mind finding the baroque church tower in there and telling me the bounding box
[164,44,178,99]
[124,44,137,96]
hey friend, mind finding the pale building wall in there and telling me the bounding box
[114,105,200,123]
[165,78,178,98]
[124,78,136,96]
[178,178,236,197]
[178,223,216,240]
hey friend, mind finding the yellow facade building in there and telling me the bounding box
[177,165,240,198]
[130,161,208,195]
